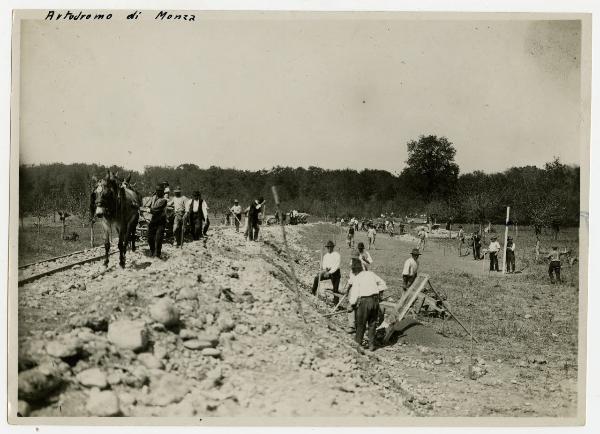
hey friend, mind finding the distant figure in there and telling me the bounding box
[201,197,210,236]
[547,246,562,284]
[247,197,265,241]
[505,236,516,273]
[457,225,465,256]
[402,248,421,290]
[148,184,168,259]
[367,226,377,249]
[488,235,501,272]
[188,191,203,240]
[417,227,427,251]
[551,221,560,241]
[230,199,242,232]
[356,242,373,271]
[472,231,482,260]
[347,224,356,248]
[169,186,187,247]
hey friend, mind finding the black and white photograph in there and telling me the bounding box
[6,7,592,426]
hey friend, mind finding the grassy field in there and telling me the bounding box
[298,223,580,416]
[17,216,109,266]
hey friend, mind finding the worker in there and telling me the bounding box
[472,231,482,260]
[547,246,562,284]
[356,242,373,271]
[505,236,516,273]
[188,191,203,240]
[347,224,355,248]
[230,199,242,232]
[402,248,421,290]
[367,225,377,249]
[201,196,210,237]
[457,225,465,256]
[488,235,501,272]
[247,197,265,241]
[417,227,427,251]
[169,186,187,247]
[148,184,168,259]
[347,260,387,352]
[312,240,341,302]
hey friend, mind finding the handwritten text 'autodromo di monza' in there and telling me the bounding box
[44,11,196,21]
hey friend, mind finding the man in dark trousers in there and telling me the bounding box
[247,196,265,241]
[312,240,342,302]
[472,231,482,260]
[347,260,387,352]
[148,184,168,258]
[187,190,204,240]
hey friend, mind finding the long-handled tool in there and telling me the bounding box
[272,186,306,323]
[427,280,477,342]
[316,244,323,298]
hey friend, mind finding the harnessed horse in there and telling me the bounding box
[91,171,141,267]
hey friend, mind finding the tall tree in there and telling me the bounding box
[402,135,460,201]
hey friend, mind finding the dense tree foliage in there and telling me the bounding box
[18,140,580,227]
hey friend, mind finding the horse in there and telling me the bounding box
[91,171,141,268]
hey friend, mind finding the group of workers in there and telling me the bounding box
[312,238,421,353]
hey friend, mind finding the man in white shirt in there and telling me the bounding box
[367,226,376,249]
[201,197,210,237]
[417,228,427,251]
[402,248,421,290]
[347,261,387,352]
[169,187,188,247]
[230,199,242,232]
[488,235,501,272]
[312,240,342,302]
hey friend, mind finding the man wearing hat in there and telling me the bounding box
[505,236,516,273]
[402,248,421,290]
[488,235,501,272]
[312,240,342,302]
[169,187,188,247]
[247,196,265,241]
[148,184,168,258]
[347,260,387,352]
[230,199,242,232]
[187,191,203,240]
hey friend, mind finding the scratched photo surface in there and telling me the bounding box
[10,11,589,423]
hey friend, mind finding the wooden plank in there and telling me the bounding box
[382,274,429,343]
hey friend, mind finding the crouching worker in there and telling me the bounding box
[312,240,342,302]
[402,248,421,291]
[347,260,387,352]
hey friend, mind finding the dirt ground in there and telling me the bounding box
[16,222,580,418]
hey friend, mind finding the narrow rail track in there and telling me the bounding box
[18,250,118,287]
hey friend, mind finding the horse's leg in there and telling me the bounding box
[118,227,126,268]
[103,221,110,267]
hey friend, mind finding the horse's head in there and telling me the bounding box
[94,171,120,218]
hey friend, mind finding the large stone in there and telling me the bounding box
[138,353,164,370]
[107,320,148,352]
[179,329,196,340]
[201,348,222,358]
[183,339,214,350]
[149,373,190,406]
[217,313,235,333]
[46,336,81,360]
[76,368,108,389]
[86,390,120,416]
[18,365,62,402]
[176,287,198,301]
[149,298,180,327]
[69,313,109,332]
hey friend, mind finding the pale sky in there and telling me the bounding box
[18,15,582,174]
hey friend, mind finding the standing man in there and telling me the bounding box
[188,191,203,240]
[230,199,242,232]
[488,235,501,272]
[356,242,373,271]
[312,240,342,302]
[505,236,516,273]
[201,196,210,237]
[148,184,168,259]
[347,224,355,248]
[472,231,482,260]
[402,248,421,291]
[247,197,265,241]
[457,225,465,256]
[347,261,387,352]
[169,187,187,247]
[547,246,562,284]
[367,225,377,249]
[417,227,427,251]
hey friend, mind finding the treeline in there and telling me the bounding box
[19,159,579,227]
